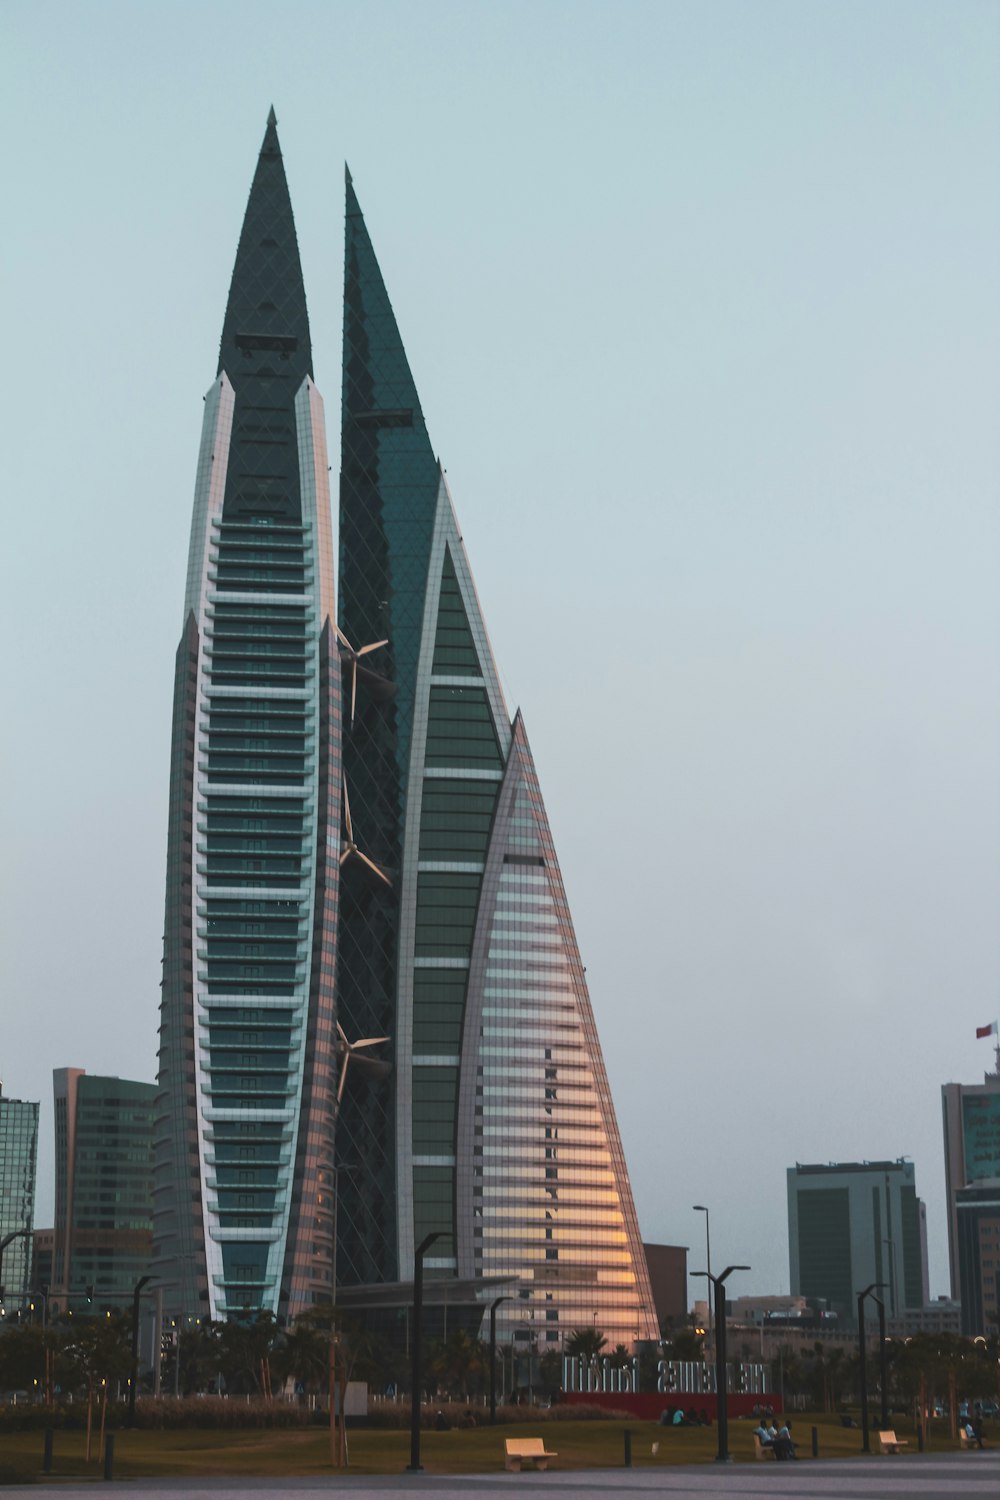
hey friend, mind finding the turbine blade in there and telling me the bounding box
[336,626,354,653]
[337,1055,350,1105]
[336,1022,349,1046]
[339,849,351,866]
[357,639,389,657]
[357,851,392,887]
[343,778,353,841]
[350,662,357,725]
[353,1036,390,1050]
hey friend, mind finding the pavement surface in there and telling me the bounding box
[4,1453,1000,1500]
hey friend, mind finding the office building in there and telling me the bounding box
[152,110,341,1323]
[643,1243,688,1330]
[52,1068,155,1311]
[942,1063,1000,1332]
[0,1085,39,1308]
[334,171,656,1347]
[30,1229,54,1297]
[154,114,656,1345]
[787,1159,926,1321]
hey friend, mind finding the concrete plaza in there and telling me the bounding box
[4,1453,1000,1500]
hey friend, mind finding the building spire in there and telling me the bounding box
[342,173,428,439]
[217,109,312,383]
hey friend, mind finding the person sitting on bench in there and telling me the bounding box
[772,1420,796,1460]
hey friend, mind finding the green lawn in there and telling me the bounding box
[0,1412,968,1481]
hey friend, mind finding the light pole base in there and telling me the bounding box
[714,1454,734,1463]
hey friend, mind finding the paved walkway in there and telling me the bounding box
[6,1452,1000,1500]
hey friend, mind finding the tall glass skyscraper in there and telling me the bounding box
[336,175,656,1346]
[153,112,341,1323]
[157,116,655,1345]
[0,1085,39,1309]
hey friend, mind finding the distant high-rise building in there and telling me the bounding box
[642,1244,688,1330]
[0,1084,39,1308]
[53,1069,155,1311]
[942,1058,1000,1334]
[787,1160,926,1320]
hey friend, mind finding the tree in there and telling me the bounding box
[428,1329,488,1401]
[664,1328,704,1361]
[273,1319,329,1397]
[58,1314,131,1398]
[212,1310,281,1395]
[564,1327,607,1361]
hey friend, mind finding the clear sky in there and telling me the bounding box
[3,0,999,1304]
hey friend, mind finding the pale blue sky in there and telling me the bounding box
[3,0,999,1302]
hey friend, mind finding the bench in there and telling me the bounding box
[959,1429,983,1449]
[753,1434,776,1461]
[504,1437,558,1472]
[878,1430,908,1454]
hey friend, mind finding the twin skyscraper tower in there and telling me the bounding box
[154,110,656,1349]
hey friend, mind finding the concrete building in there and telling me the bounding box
[787,1159,926,1321]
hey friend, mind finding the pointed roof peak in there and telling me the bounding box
[345,162,353,187]
[217,111,312,381]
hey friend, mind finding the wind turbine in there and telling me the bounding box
[340,776,392,886]
[336,1022,391,1105]
[336,626,388,726]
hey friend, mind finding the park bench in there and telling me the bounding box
[877,1430,908,1454]
[504,1437,558,1472]
[752,1434,776,1461]
[959,1428,980,1449]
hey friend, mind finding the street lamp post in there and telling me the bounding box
[693,1264,750,1463]
[127,1275,153,1428]
[693,1206,713,1357]
[871,1294,888,1430]
[489,1296,510,1424]
[406,1232,441,1472]
[856,1282,886,1454]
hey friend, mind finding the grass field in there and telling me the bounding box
[0,1412,969,1481]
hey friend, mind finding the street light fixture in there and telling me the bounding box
[406,1232,442,1472]
[693,1263,750,1463]
[489,1296,510,1424]
[127,1275,153,1428]
[856,1281,887,1453]
[693,1206,713,1355]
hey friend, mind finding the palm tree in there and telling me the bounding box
[564,1327,607,1361]
[274,1320,329,1397]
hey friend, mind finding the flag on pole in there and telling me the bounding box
[976,1022,998,1039]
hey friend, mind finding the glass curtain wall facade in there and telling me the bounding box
[154,112,341,1323]
[787,1160,925,1321]
[337,175,656,1345]
[52,1072,155,1311]
[0,1089,39,1309]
